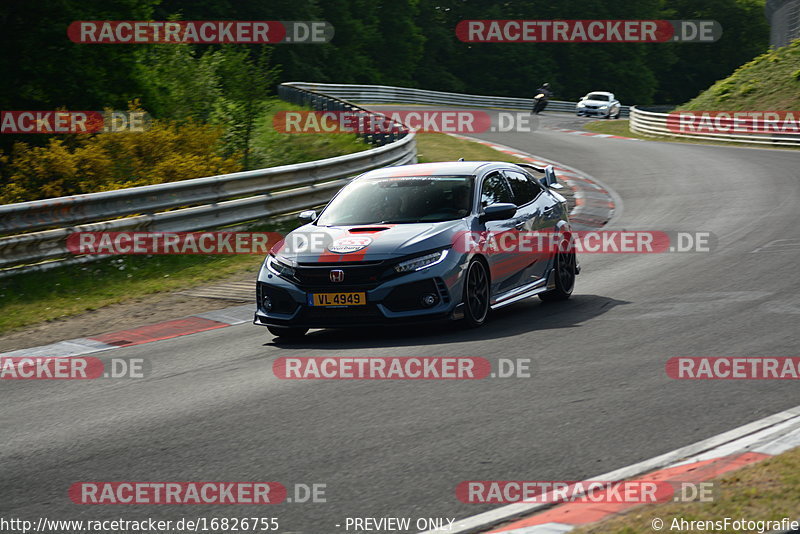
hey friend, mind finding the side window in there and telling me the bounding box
[480,173,513,208]
[504,170,542,206]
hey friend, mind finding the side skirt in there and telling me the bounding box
[490,277,549,310]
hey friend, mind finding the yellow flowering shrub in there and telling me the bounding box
[0,120,242,204]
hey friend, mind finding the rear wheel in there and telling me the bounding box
[539,249,576,302]
[462,259,490,327]
[267,326,308,339]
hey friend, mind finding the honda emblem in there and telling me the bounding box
[329,269,344,283]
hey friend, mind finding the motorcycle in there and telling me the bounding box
[531,93,548,114]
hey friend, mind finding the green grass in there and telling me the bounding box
[680,39,800,111]
[582,120,638,138]
[584,119,800,150]
[0,220,298,335]
[249,100,370,169]
[0,254,258,334]
[583,40,800,150]
[416,132,527,163]
[573,446,800,533]
[583,118,720,143]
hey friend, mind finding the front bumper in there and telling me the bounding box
[253,255,465,329]
[577,107,610,117]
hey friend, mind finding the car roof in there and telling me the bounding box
[586,91,614,97]
[361,161,513,179]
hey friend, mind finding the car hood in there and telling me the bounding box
[273,220,466,263]
[580,99,613,106]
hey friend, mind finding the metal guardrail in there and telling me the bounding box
[0,85,417,276]
[6,82,795,277]
[629,106,800,146]
[283,82,631,117]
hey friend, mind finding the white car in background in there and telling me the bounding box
[576,91,621,119]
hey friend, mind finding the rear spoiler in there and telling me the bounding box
[516,163,563,190]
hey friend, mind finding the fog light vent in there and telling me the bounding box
[421,293,438,307]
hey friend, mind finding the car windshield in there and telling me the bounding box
[316,175,474,226]
[586,93,610,101]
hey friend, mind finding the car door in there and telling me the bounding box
[478,171,519,294]
[503,169,552,282]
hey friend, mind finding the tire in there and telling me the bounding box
[462,259,490,328]
[539,248,576,302]
[267,326,308,338]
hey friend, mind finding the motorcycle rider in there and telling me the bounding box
[532,83,552,114]
[537,83,553,98]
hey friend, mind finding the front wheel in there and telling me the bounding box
[539,249,576,302]
[462,259,490,328]
[267,326,308,339]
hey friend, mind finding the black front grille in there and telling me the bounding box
[293,261,390,289]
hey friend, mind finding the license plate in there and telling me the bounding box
[309,292,366,306]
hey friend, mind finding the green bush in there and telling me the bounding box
[0,119,241,204]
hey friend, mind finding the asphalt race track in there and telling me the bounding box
[3,109,800,532]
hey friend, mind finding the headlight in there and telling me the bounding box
[394,249,449,274]
[266,255,296,279]
[577,102,586,108]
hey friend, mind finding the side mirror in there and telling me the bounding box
[298,210,317,223]
[580,96,587,101]
[539,165,564,190]
[480,203,517,222]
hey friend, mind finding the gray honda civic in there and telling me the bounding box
[254,161,578,338]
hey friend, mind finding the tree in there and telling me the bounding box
[211,47,280,169]
[136,43,223,122]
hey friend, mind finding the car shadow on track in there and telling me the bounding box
[265,294,629,350]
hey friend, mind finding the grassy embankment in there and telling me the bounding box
[585,39,800,148]
[573,446,800,533]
